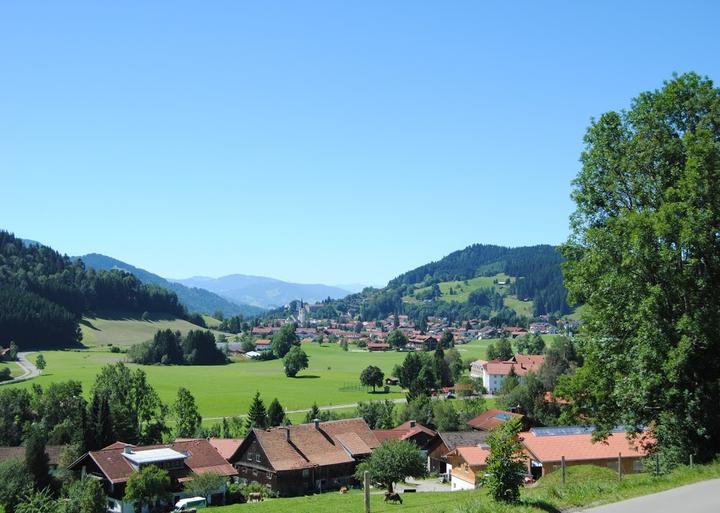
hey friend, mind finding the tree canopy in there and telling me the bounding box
[561,72,720,464]
[359,365,384,392]
[354,439,427,492]
[283,346,309,377]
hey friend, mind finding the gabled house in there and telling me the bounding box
[229,418,379,497]
[367,342,390,352]
[470,354,545,394]
[426,431,491,474]
[373,420,437,455]
[445,445,490,490]
[68,440,237,513]
[520,427,652,480]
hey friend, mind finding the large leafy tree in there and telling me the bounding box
[0,459,33,513]
[482,418,526,503]
[283,346,309,377]
[124,465,171,513]
[355,439,427,492]
[272,324,299,358]
[173,387,202,438]
[386,329,408,350]
[184,472,226,502]
[560,72,720,464]
[359,365,384,392]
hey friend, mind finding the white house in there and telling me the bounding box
[470,354,545,394]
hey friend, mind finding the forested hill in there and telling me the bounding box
[80,254,265,318]
[0,231,187,349]
[279,244,571,324]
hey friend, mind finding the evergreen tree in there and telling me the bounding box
[267,398,285,427]
[303,402,321,424]
[24,426,50,491]
[173,387,202,438]
[245,392,268,430]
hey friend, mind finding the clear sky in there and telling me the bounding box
[2,1,719,285]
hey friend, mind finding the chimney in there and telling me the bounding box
[313,419,320,430]
[409,420,416,428]
[284,427,290,442]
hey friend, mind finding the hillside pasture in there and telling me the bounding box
[79,313,229,347]
[404,273,511,304]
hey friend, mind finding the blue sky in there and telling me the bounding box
[2,1,719,285]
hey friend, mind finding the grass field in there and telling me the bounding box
[80,314,230,347]
[404,274,511,305]
[212,462,720,513]
[0,361,23,378]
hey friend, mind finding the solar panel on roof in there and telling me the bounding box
[529,425,635,437]
[494,412,513,421]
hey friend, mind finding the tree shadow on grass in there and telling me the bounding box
[294,375,320,379]
[79,319,99,331]
[521,499,561,513]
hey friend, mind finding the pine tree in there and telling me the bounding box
[87,392,113,450]
[25,425,50,491]
[245,392,268,430]
[267,398,285,427]
[303,402,321,424]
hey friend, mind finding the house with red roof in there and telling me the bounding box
[445,445,490,490]
[466,409,525,431]
[69,440,237,513]
[229,418,379,497]
[373,420,437,455]
[519,427,652,480]
[470,354,545,394]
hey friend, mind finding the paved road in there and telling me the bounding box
[583,478,720,513]
[0,352,40,385]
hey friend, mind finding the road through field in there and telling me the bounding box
[0,352,39,385]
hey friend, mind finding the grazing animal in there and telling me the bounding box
[339,486,349,494]
[384,492,403,504]
[248,492,264,503]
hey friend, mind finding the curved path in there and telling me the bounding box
[583,478,720,513]
[0,352,40,385]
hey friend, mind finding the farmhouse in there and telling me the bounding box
[254,339,272,352]
[470,354,545,394]
[445,445,490,490]
[229,418,379,497]
[373,420,437,455]
[367,342,390,352]
[466,408,524,431]
[69,440,237,513]
[426,431,491,474]
[520,427,652,480]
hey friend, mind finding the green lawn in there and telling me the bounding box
[80,314,229,347]
[405,274,511,305]
[212,462,720,513]
[0,361,23,378]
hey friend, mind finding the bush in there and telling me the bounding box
[240,481,276,499]
[0,368,11,382]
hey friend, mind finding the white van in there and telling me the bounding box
[173,497,207,511]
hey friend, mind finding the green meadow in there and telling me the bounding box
[0,361,23,378]
[80,314,230,347]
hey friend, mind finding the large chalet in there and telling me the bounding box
[470,354,545,394]
[229,418,379,496]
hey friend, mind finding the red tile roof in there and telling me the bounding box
[467,409,524,431]
[520,430,652,463]
[454,446,490,467]
[208,438,244,461]
[482,354,545,377]
[73,439,237,484]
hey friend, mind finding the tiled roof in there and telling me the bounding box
[520,430,651,463]
[74,439,236,484]
[437,431,491,451]
[0,445,64,466]
[251,418,379,471]
[373,421,436,444]
[481,354,545,377]
[454,446,490,467]
[208,438,244,460]
[467,409,523,431]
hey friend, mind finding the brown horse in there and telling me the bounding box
[247,492,264,503]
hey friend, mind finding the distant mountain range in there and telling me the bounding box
[170,275,353,309]
[79,254,265,317]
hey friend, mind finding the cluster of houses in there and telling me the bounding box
[2,411,651,511]
[230,312,570,358]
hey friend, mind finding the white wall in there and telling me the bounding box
[450,475,476,491]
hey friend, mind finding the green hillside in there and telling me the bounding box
[80,314,229,347]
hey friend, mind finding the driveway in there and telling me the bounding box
[396,477,452,493]
[582,478,720,513]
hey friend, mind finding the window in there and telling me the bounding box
[632,459,643,472]
[607,461,619,471]
[247,452,253,461]
[266,472,272,480]
[253,469,258,476]
[256,454,261,463]
[302,469,309,478]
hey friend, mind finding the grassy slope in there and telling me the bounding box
[80,314,229,347]
[213,463,720,513]
[0,361,23,378]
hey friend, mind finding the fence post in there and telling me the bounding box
[364,470,371,513]
[690,454,694,468]
[561,456,566,485]
[618,453,623,479]
[656,454,660,475]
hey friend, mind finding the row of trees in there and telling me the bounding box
[128,329,227,365]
